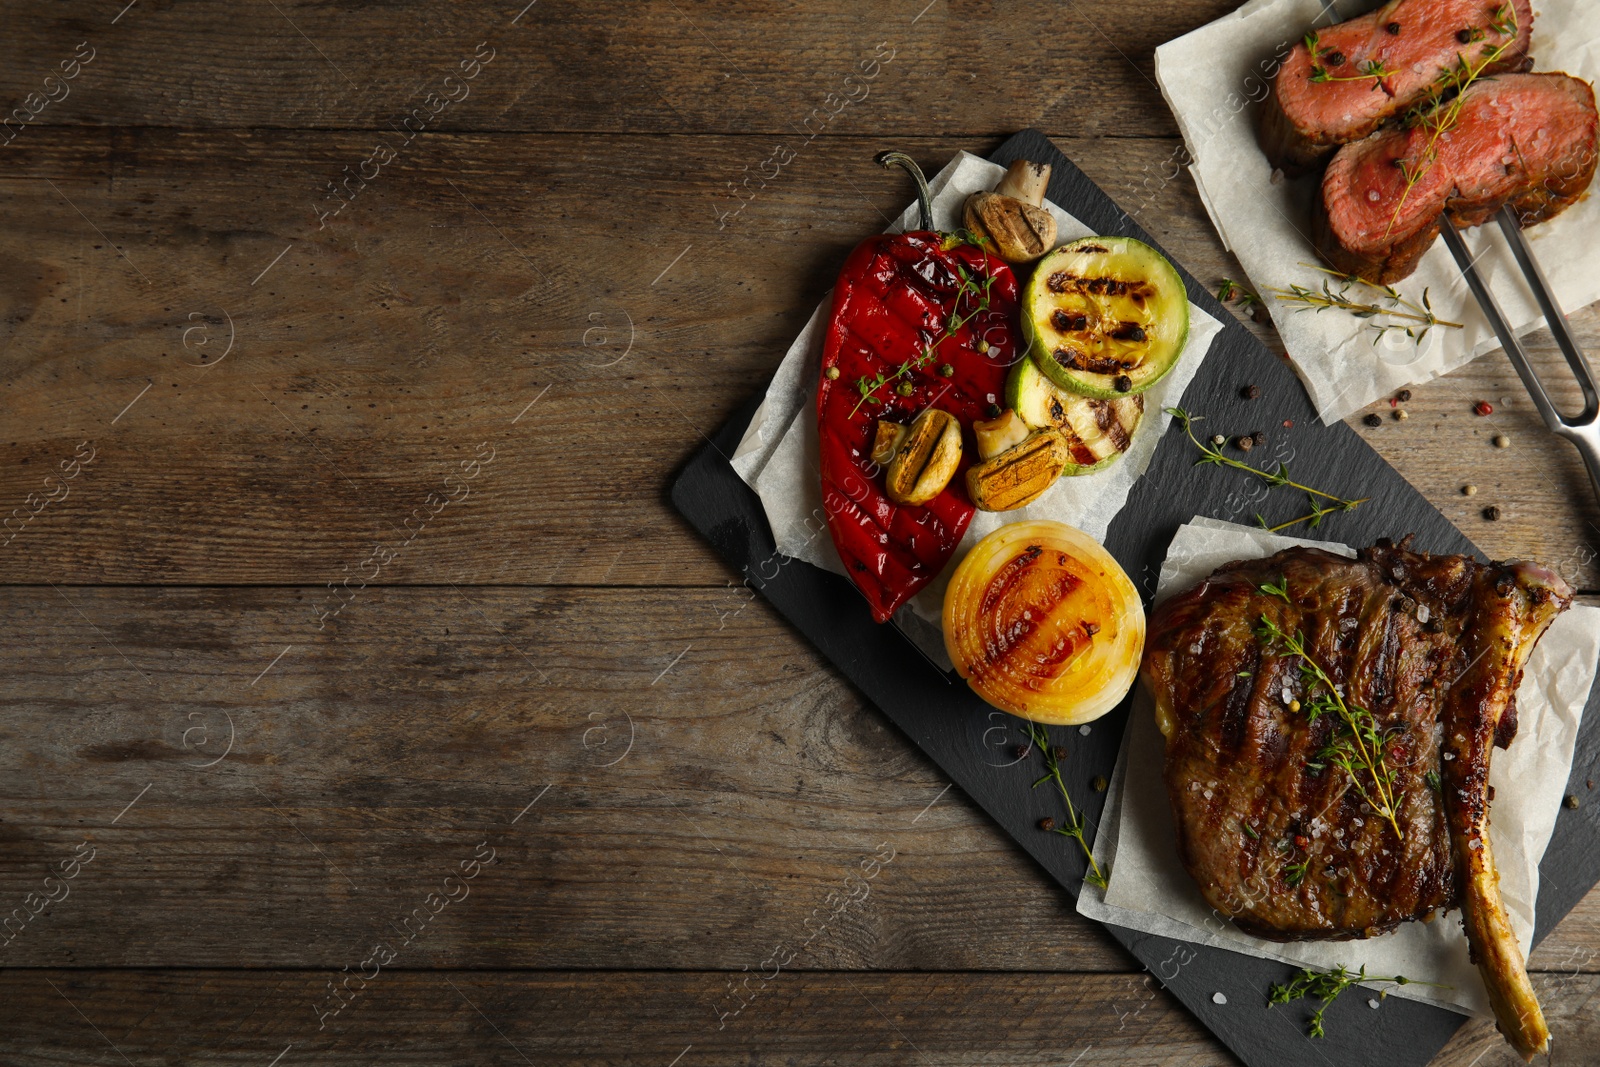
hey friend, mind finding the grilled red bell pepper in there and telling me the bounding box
[817,152,1021,623]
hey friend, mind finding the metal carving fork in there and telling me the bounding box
[1439,206,1600,506]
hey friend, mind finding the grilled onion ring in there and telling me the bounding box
[943,521,1144,724]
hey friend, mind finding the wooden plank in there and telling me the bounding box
[1,969,1594,1066]
[0,585,1593,972]
[0,0,1242,136]
[1,130,1595,587]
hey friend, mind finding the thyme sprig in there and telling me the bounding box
[1265,265,1462,345]
[1023,721,1108,890]
[1254,610,1404,841]
[1165,407,1368,530]
[1217,278,1263,308]
[1303,32,1395,87]
[1255,493,1369,533]
[1385,3,1520,237]
[849,261,995,417]
[1269,964,1446,1038]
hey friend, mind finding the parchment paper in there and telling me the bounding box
[730,152,1224,662]
[1076,517,1600,1018]
[1154,0,1600,422]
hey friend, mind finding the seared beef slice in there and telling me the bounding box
[1261,0,1533,173]
[1316,72,1597,283]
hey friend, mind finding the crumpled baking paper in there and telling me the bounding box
[730,152,1224,663]
[1154,0,1600,422]
[1076,516,1600,1018]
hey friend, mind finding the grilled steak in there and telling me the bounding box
[1143,539,1570,1059]
[1260,0,1533,173]
[1314,72,1598,283]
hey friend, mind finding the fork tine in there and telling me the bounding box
[1437,219,1563,427]
[1440,215,1600,508]
[1493,206,1600,422]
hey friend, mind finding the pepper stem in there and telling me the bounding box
[875,150,933,231]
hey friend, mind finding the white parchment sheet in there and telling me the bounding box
[729,152,1224,663]
[1076,517,1600,1018]
[1154,0,1600,422]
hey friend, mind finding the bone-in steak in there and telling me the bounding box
[1142,539,1569,1059]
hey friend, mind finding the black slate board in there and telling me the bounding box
[669,129,1600,1067]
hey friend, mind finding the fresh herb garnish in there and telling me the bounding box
[1283,857,1309,887]
[1254,610,1405,841]
[1165,407,1369,531]
[849,261,995,417]
[1023,721,1108,890]
[1217,278,1263,308]
[1425,769,1442,794]
[1269,964,1446,1038]
[1265,264,1463,345]
[1385,3,1519,238]
[1259,576,1292,603]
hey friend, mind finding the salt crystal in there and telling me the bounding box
[1368,998,1380,1010]
[1367,190,1380,202]
[1444,752,1456,761]
[1416,604,1431,624]
[1079,725,1091,736]
[1213,992,1228,1005]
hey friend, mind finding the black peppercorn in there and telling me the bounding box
[1113,374,1133,393]
[1241,384,1261,400]
[1386,20,1401,33]
[1397,388,1412,402]
[1483,505,1501,521]
[1014,744,1031,760]
[1251,431,1266,447]
[1038,817,1056,831]
[985,403,1002,419]
[1325,50,1346,66]
[1252,306,1270,325]
[1456,28,1473,43]
[1363,413,1383,427]
[1051,745,1068,761]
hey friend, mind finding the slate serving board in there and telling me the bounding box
[669,129,1600,1067]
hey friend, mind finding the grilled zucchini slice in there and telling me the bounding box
[1005,357,1143,476]
[1022,236,1188,399]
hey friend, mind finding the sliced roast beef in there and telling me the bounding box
[1314,72,1597,283]
[1260,0,1533,173]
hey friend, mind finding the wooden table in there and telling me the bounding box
[1,2,1595,1063]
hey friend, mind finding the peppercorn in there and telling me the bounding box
[1289,699,1302,713]
[1394,408,1408,421]
[1565,795,1581,810]
[896,380,914,397]
[1474,400,1493,416]
[1113,374,1133,393]
[1241,384,1261,400]
[1387,20,1401,34]
[1251,431,1266,447]
[1493,434,1510,448]
[938,363,954,378]
[1363,413,1382,427]
[1092,776,1108,792]
[1038,817,1056,831]
[1462,484,1478,496]
[1282,419,1293,428]
[1484,505,1502,521]
[985,403,1001,419]
[824,366,841,380]
[1397,389,1412,402]
[1014,744,1031,760]
[1456,28,1473,43]
[1051,745,1067,761]
[1325,50,1346,66]
[1211,434,1227,446]
[1236,435,1255,452]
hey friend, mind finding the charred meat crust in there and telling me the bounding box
[1141,539,1570,944]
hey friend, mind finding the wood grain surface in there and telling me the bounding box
[2,1,1597,1064]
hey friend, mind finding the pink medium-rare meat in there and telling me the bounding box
[1314,72,1598,283]
[1260,0,1533,173]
